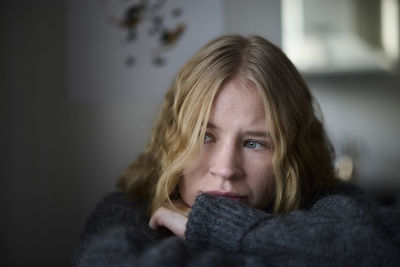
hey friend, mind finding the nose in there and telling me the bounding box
[209,141,243,180]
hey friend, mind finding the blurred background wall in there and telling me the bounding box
[1,0,399,266]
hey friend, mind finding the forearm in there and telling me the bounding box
[185,193,400,266]
[185,193,270,252]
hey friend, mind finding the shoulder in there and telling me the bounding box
[79,191,151,241]
[310,181,400,238]
[310,182,379,210]
[72,192,156,266]
[307,182,374,219]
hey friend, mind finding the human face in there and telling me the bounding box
[178,76,274,210]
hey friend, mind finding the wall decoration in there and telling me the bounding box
[67,0,225,101]
[100,0,186,67]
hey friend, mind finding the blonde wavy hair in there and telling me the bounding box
[117,35,336,215]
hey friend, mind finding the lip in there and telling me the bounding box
[204,190,247,202]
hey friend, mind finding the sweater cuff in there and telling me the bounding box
[185,193,270,252]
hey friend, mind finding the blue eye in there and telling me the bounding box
[245,140,264,150]
[204,133,213,143]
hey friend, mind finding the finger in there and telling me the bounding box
[148,216,157,230]
[148,208,165,230]
[148,207,188,239]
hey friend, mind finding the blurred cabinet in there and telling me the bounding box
[281,0,399,74]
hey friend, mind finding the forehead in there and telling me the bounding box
[209,76,266,125]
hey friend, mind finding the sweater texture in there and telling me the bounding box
[72,182,400,266]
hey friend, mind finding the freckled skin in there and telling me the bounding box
[178,76,274,210]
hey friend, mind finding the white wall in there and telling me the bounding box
[226,0,281,45]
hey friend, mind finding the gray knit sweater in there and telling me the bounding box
[72,183,400,266]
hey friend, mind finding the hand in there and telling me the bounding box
[149,199,191,239]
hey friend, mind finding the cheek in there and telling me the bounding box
[246,156,274,207]
[246,154,273,180]
[178,150,210,206]
[250,168,273,193]
[178,174,194,206]
[178,164,207,207]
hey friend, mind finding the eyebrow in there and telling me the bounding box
[246,131,271,138]
[206,122,218,129]
[206,122,271,138]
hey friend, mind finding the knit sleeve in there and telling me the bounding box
[72,192,158,266]
[72,192,276,266]
[185,187,400,266]
[72,192,271,267]
[75,227,274,267]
